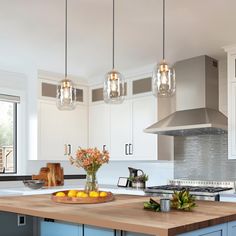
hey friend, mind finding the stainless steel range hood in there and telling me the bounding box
[145,55,227,136]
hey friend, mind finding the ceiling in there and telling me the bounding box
[0,0,235,82]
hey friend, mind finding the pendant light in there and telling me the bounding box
[152,0,175,97]
[56,0,76,110]
[103,0,125,104]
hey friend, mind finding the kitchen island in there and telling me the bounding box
[0,194,236,236]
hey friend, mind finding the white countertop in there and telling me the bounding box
[220,189,236,198]
[0,183,145,196]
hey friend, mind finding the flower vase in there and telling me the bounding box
[85,171,98,192]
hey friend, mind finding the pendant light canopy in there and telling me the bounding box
[152,0,175,97]
[103,0,125,104]
[56,0,76,110]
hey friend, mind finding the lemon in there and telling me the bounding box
[76,191,85,198]
[99,191,108,197]
[67,190,77,198]
[55,191,66,197]
[81,192,89,198]
[89,191,99,198]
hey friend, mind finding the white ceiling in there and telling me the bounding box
[0,0,235,81]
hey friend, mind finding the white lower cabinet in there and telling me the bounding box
[38,100,88,160]
[89,95,157,161]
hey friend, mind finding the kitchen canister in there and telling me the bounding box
[160,198,171,212]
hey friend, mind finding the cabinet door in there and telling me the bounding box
[228,83,236,159]
[0,212,33,236]
[110,100,132,160]
[38,100,88,160]
[40,221,82,236]
[84,225,115,236]
[228,220,236,236]
[89,103,110,151]
[227,54,236,83]
[132,96,157,160]
[177,223,227,236]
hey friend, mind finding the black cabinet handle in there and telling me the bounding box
[129,144,133,155]
[125,144,129,155]
[68,144,71,155]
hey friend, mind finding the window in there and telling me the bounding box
[0,94,19,174]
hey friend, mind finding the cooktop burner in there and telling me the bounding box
[147,185,233,193]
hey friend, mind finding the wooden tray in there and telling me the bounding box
[51,191,114,204]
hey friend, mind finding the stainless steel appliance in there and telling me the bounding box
[145,55,227,136]
[145,179,234,201]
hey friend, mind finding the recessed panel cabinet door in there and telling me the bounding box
[110,100,132,160]
[40,221,82,236]
[84,225,115,236]
[228,83,236,159]
[38,101,88,160]
[132,96,157,160]
[89,103,110,151]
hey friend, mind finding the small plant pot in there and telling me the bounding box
[131,181,146,189]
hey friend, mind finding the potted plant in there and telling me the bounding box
[129,174,148,189]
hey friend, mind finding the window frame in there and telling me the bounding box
[0,95,19,174]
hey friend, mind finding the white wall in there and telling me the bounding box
[97,161,174,186]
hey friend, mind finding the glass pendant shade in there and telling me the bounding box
[152,62,175,97]
[56,79,76,110]
[103,69,125,104]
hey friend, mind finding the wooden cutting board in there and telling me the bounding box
[32,163,64,186]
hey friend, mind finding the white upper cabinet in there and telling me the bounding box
[38,100,88,160]
[132,96,157,160]
[89,103,110,151]
[37,79,88,160]
[38,75,157,161]
[89,76,157,161]
[110,100,132,160]
[225,46,236,159]
[228,83,236,159]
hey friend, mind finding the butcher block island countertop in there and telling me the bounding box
[0,194,236,236]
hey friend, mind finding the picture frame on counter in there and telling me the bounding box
[117,177,129,187]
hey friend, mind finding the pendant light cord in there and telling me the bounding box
[112,0,115,70]
[65,0,68,78]
[162,0,165,61]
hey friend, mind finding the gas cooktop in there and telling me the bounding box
[147,185,232,193]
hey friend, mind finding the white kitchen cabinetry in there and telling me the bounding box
[38,100,88,160]
[132,96,157,160]
[228,83,236,159]
[110,96,157,160]
[225,46,236,159]
[110,100,132,160]
[89,103,110,151]
[89,78,157,161]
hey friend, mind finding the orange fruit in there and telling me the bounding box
[81,192,89,198]
[67,190,77,198]
[89,191,99,198]
[99,191,108,197]
[55,191,66,197]
[76,191,85,198]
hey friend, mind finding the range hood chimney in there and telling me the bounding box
[145,55,227,136]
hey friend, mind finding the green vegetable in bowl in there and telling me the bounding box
[143,198,160,212]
